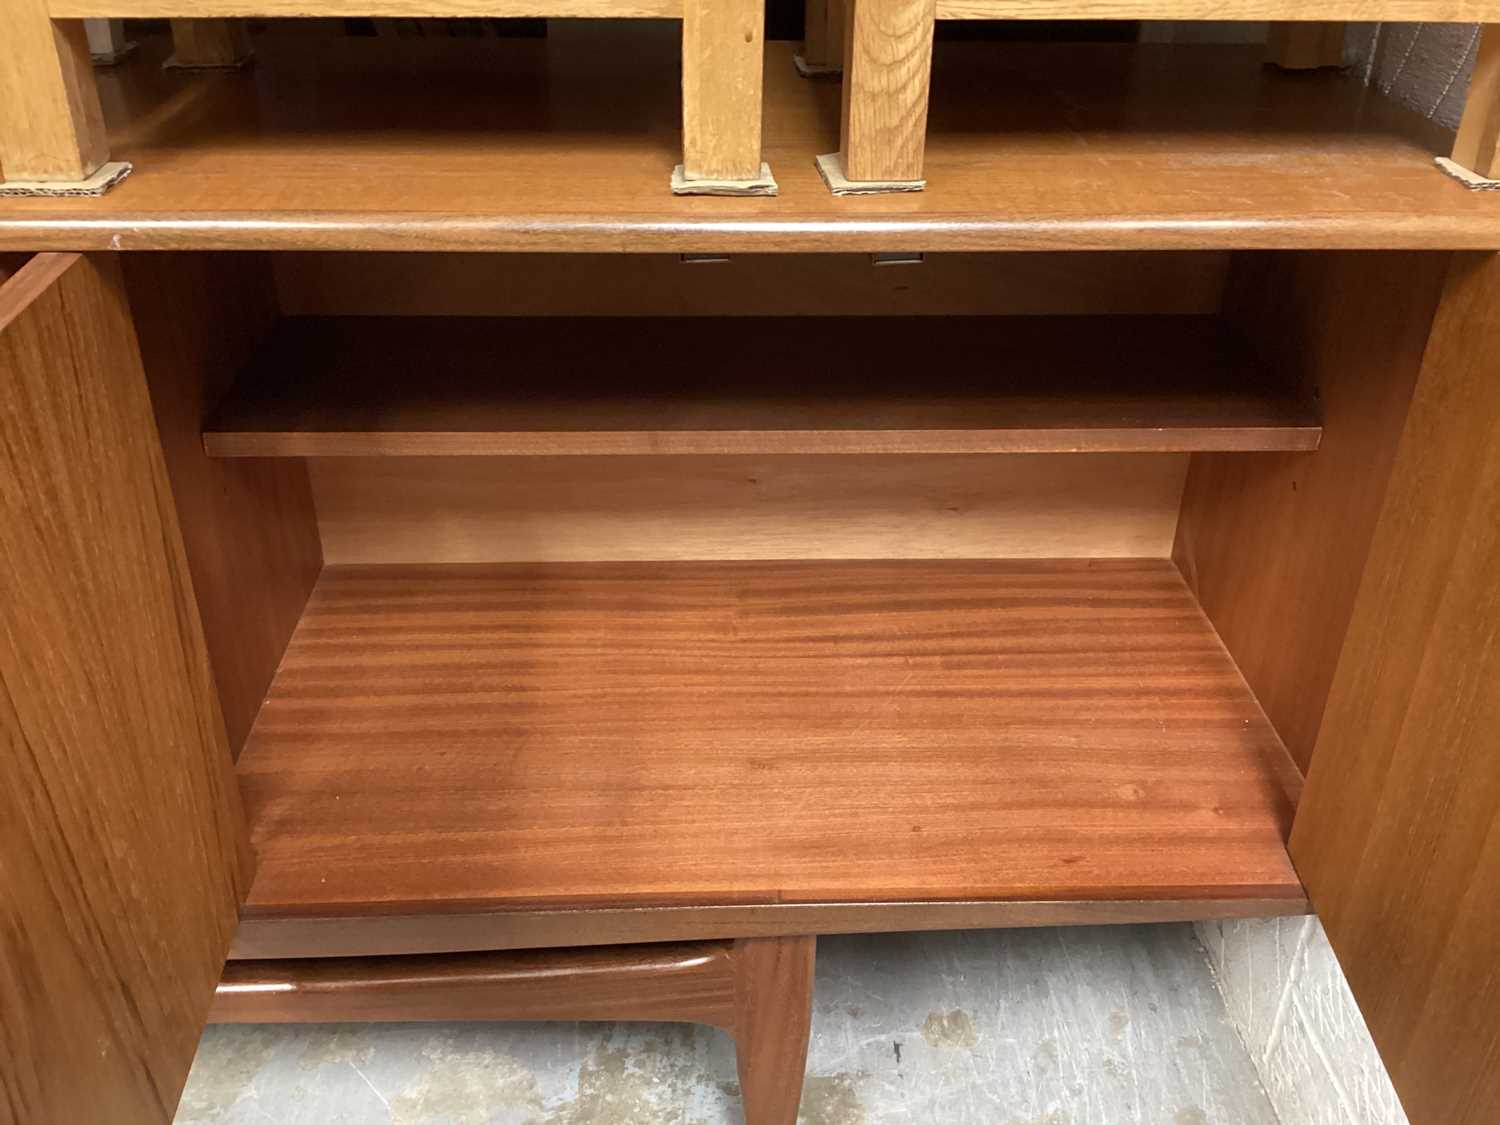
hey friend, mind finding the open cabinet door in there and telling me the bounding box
[0,254,252,1125]
[1290,252,1500,1125]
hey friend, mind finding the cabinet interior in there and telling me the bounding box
[123,248,1444,959]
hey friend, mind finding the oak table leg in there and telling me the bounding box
[797,0,847,76]
[816,0,935,194]
[1265,22,1346,70]
[0,0,118,191]
[212,935,817,1125]
[1450,25,1500,180]
[168,20,255,69]
[675,0,776,196]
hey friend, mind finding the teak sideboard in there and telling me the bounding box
[2,20,1499,1125]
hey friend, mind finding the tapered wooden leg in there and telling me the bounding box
[1451,25,1500,179]
[733,936,816,1125]
[0,1,109,186]
[1265,22,1346,69]
[798,0,847,76]
[169,19,254,69]
[213,937,816,1124]
[677,0,775,195]
[817,0,934,194]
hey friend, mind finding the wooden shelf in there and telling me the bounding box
[233,559,1307,959]
[204,316,1319,457]
[0,29,1496,252]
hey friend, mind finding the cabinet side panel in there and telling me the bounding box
[1291,251,1500,1125]
[1173,251,1448,773]
[0,254,251,1125]
[122,253,323,753]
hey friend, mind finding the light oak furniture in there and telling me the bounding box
[2,26,1499,1125]
[813,5,1500,191]
[0,5,771,195]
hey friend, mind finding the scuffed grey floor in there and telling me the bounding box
[176,924,1277,1125]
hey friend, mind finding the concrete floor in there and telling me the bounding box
[176,924,1278,1125]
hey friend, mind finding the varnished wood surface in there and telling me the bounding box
[205,316,1320,458]
[0,255,250,1125]
[236,559,1305,950]
[735,937,816,1125]
[802,0,845,70]
[308,453,1189,563]
[212,943,739,1027]
[681,0,765,181]
[1291,252,1500,1125]
[0,30,1497,251]
[0,2,106,181]
[840,0,936,182]
[230,895,1311,959]
[1175,252,1448,771]
[123,254,322,754]
[211,935,816,1124]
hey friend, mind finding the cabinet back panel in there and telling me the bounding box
[311,454,1188,564]
[274,252,1228,318]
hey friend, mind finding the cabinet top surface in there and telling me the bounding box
[0,28,1493,253]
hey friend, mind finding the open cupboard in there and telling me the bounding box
[6,241,1497,1125]
[2,21,1499,1125]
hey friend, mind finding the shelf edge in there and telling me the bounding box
[230,895,1312,960]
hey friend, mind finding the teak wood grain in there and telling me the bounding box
[2,32,1499,251]
[205,316,1320,458]
[235,559,1305,956]
[734,937,816,1125]
[212,944,743,1027]
[121,253,322,754]
[231,895,1310,960]
[1174,251,1449,771]
[0,254,250,1125]
[211,938,817,1125]
[1290,251,1500,1125]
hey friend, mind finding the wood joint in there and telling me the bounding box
[213,937,817,1124]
